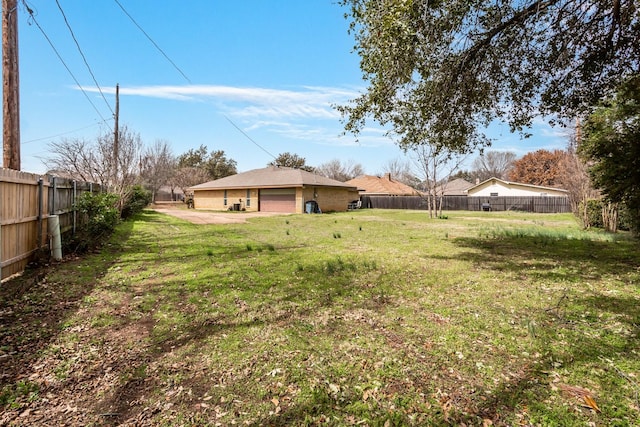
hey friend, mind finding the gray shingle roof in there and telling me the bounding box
[435,178,474,196]
[190,166,358,190]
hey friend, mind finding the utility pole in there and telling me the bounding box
[113,83,119,185]
[2,0,20,170]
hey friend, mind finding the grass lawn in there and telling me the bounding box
[1,209,639,426]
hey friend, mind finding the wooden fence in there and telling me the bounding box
[361,195,571,213]
[0,169,100,281]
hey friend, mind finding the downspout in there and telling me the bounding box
[48,215,62,261]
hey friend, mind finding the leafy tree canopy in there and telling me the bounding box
[339,0,639,153]
[268,152,315,172]
[508,149,567,187]
[176,145,237,180]
[579,75,640,234]
[206,150,238,180]
[176,145,209,169]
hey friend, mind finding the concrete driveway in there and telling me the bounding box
[151,204,290,224]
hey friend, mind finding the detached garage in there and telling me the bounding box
[189,166,359,213]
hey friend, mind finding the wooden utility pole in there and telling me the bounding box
[2,0,20,170]
[113,83,119,184]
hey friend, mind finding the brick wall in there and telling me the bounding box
[195,186,358,213]
[301,187,359,212]
[193,189,258,211]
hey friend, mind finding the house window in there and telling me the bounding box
[490,192,498,197]
[246,189,251,207]
[223,190,227,206]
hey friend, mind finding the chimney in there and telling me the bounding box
[385,173,392,181]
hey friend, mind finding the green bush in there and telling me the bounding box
[580,199,635,234]
[76,191,120,240]
[121,185,152,219]
[583,199,604,229]
[618,204,633,231]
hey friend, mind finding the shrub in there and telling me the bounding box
[580,199,636,234]
[583,199,604,229]
[76,191,120,241]
[121,185,152,219]
[618,203,640,235]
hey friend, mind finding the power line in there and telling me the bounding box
[113,0,192,84]
[21,1,110,125]
[224,116,277,162]
[22,119,112,144]
[54,0,114,116]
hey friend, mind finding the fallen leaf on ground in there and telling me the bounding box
[583,395,601,413]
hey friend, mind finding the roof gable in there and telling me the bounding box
[435,178,474,195]
[466,177,568,195]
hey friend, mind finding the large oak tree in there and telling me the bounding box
[339,0,639,152]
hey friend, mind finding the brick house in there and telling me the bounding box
[189,166,359,213]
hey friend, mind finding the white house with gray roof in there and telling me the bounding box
[466,177,568,197]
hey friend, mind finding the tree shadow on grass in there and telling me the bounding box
[94,225,638,426]
[82,250,380,425]
[443,233,640,424]
[450,233,640,283]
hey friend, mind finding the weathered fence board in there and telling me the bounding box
[0,169,48,280]
[360,195,570,213]
[469,196,570,213]
[1,169,100,281]
[361,196,427,210]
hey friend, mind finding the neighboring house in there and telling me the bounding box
[434,178,474,196]
[466,177,568,197]
[189,166,359,213]
[345,173,419,196]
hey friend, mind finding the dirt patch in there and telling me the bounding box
[150,204,290,224]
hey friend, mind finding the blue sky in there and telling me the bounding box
[13,0,569,175]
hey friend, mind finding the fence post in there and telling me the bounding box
[49,176,57,215]
[72,180,77,235]
[0,174,2,281]
[37,177,43,248]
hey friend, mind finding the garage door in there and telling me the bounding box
[259,189,296,212]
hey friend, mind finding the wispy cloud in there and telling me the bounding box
[82,84,358,119]
[80,83,380,147]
